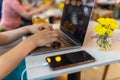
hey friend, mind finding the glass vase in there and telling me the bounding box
[96,37,111,51]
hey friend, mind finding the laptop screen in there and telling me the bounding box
[60,0,95,45]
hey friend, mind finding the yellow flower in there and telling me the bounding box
[94,18,118,36]
[110,22,118,30]
[94,24,102,32]
[58,2,65,9]
[94,24,107,36]
[106,28,113,36]
[98,27,107,36]
[97,18,106,25]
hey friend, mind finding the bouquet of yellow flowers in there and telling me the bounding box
[94,18,119,50]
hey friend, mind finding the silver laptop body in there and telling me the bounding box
[29,0,95,55]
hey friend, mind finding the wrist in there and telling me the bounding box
[21,38,37,53]
[24,26,31,34]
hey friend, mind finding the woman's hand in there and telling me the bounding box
[26,29,59,47]
[25,24,53,34]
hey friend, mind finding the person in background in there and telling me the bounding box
[71,0,77,6]
[76,0,82,7]
[0,24,59,80]
[65,0,71,5]
[0,0,54,31]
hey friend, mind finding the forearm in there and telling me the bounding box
[0,27,29,45]
[22,8,43,20]
[22,4,51,20]
[0,39,36,79]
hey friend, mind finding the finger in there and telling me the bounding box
[39,24,50,30]
[47,24,53,30]
[50,30,59,37]
[34,24,46,30]
[51,37,59,42]
[33,24,42,31]
[51,34,59,38]
[45,44,51,47]
[40,26,46,30]
[42,24,53,30]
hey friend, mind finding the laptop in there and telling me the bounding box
[28,0,95,55]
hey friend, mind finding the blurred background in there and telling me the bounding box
[1,0,120,80]
[92,0,120,21]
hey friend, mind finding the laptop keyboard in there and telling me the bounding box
[59,34,77,47]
